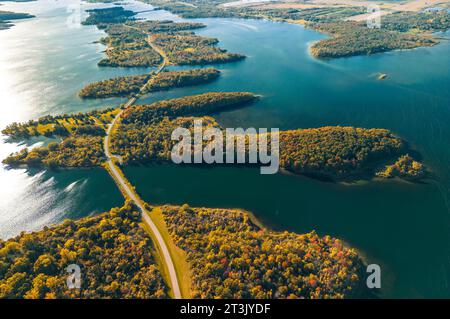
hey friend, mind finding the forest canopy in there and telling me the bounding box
[120,92,257,124]
[278,127,404,179]
[2,91,422,182]
[3,135,105,168]
[309,21,437,58]
[159,204,366,299]
[376,154,426,179]
[82,8,246,67]
[0,203,167,299]
[1,108,118,138]
[82,7,136,26]
[78,68,221,99]
[111,120,408,180]
[153,32,245,65]
[0,200,368,299]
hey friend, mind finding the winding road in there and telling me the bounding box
[102,34,182,299]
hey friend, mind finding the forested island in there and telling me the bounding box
[159,204,365,299]
[80,74,149,98]
[309,21,437,58]
[82,6,136,26]
[98,23,162,67]
[376,154,426,179]
[79,68,221,98]
[120,92,257,124]
[127,19,205,33]
[0,203,168,298]
[1,108,118,138]
[0,10,34,30]
[152,32,245,65]
[83,7,245,67]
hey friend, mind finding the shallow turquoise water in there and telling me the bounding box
[0,0,450,298]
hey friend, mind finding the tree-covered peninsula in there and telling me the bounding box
[3,135,105,168]
[79,68,221,99]
[309,21,437,58]
[98,23,162,67]
[0,200,366,299]
[120,92,257,124]
[2,90,424,180]
[158,204,366,299]
[111,120,409,180]
[376,154,426,179]
[0,10,34,30]
[0,203,168,299]
[82,7,136,26]
[152,32,245,65]
[1,108,118,138]
[83,7,245,67]
[1,92,257,168]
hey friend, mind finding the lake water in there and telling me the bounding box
[1,0,449,298]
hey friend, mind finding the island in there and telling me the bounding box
[1,108,119,138]
[0,10,34,31]
[83,8,245,67]
[79,68,221,99]
[81,6,137,26]
[158,204,365,299]
[376,154,426,179]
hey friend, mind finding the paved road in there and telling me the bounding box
[102,34,181,298]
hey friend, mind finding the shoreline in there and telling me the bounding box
[149,5,448,60]
[2,148,428,184]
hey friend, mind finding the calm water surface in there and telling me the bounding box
[1,0,449,298]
